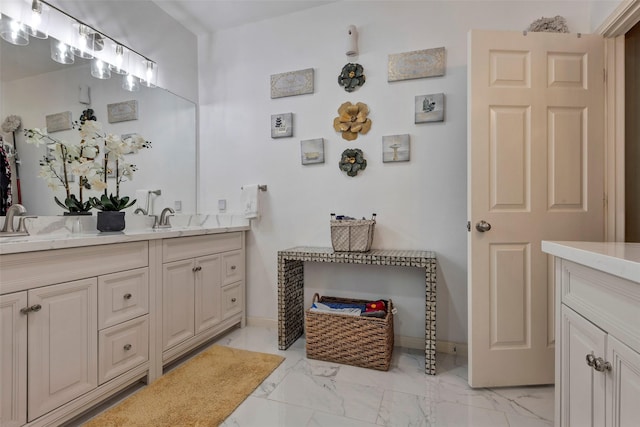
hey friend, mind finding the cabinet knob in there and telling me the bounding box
[193,266,202,272]
[594,357,612,372]
[586,353,596,367]
[231,297,237,303]
[230,265,236,270]
[123,293,132,300]
[20,304,42,314]
[124,344,132,351]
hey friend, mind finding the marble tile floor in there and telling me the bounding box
[214,325,554,427]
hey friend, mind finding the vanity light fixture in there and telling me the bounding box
[50,38,74,64]
[91,58,111,79]
[71,24,96,59]
[0,16,29,46]
[23,0,50,39]
[140,60,157,88]
[1,0,159,91]
[110,44,129,75]
[123,74,140,92]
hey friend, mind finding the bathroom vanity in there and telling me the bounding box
[0,215,249,427]
[542,241,640,427]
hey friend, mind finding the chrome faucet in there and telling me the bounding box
[1,204,36,236]
[1,204,26,232]
[152,207,175,229]
[133,207,148,215]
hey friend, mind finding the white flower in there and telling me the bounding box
[79,120,102,139]
[2,115,22,133]
[89,176,108,191]
[70,158,98,178]
[24,128,48,147]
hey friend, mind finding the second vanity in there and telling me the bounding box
[0,214,249,427]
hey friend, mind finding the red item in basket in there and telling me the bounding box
[365,300,386,313]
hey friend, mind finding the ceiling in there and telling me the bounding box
[152,0,338,36]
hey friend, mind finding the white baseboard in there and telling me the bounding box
[246,316,468,356]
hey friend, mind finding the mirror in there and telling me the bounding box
[0,20,197,216]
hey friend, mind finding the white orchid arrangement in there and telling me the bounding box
[24,118,151,213]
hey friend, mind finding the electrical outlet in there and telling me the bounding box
[218,199,226,211]
[174,200,182,212]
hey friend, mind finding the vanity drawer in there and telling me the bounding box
[222,251,244,285]
[98,268,149,329]
[162,232,242,263]
[98,315,149,384]
[222,282,243,320]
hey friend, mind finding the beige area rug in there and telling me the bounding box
[83,345,285,426]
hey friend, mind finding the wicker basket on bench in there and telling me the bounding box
[330,213,376,252]
[305,293,394,371]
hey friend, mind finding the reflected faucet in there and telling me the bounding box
[134,207,148,215]
[160,207,175,227]
[1,204,27,233]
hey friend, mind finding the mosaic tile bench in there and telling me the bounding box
[277,246,437,375]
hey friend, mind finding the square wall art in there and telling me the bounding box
[271,113,293,138]
[301,138,324,165]
[382,134,410,163]
[415,93,444,123]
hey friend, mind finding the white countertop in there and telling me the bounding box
[0,214,250,255]
[542,241,640,283]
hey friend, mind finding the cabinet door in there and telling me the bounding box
[0,292,27,427]
[162,259,195,350]
[28,278,98,421]
[195,254,222,334]
[560,306,607,427]
[606,335,640,427]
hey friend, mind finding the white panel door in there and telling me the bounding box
[28,278,97,421]
[468,30,604,387]
[162,259,195,350]
[0,292,27,427]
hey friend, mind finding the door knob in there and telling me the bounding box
[475,220,492,232]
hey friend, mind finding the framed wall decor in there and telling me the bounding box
[388,47,445,82]
[107,100,138,123]
[415,93,444,123]
[382,134,410,162]
[271,113,293,138]
[300,138,324,165]
[270,68,314,99]
[45,111,73,133]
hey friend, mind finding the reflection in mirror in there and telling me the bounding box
[0,18,196,216]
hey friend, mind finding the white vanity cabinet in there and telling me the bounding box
[0,241,150,427]
[543,242,640,427]
[160,232,245,364]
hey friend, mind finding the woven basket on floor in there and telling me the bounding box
[305,293,394,371]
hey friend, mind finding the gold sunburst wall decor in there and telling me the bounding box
[333,101,371,141]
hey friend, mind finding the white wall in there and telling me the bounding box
[198,1,596,344]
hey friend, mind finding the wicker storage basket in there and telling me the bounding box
[330,213,376,252]
[305,293,394,371]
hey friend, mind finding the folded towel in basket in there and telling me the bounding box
[310,302,363,316]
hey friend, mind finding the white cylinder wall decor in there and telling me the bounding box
[346,24,358,57]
